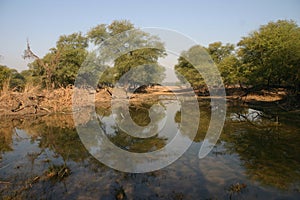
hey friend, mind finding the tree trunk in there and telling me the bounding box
[267,76,271,90]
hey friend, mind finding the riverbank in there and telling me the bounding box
[0,85,298,118]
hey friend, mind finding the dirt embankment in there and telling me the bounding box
[0,86,110,118]
[0,85,297,118]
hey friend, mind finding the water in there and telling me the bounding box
[0,100,300,199]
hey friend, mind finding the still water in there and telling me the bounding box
[0,99,300,199]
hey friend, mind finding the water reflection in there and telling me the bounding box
[0,102,299,199]
[0,123,13,156]
[77,98,200,172]
[223,108,300,190]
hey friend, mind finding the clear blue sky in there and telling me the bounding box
[0,0,299,71]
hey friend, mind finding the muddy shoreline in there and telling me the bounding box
[0,86,298,119]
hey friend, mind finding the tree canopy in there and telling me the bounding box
[26,20,166,89]
[175,44,231,90]
[28,32,88,88]
[0,65,25,91]
[86,20,166,88]
[237,20,300,90]
[175,20,300,93]
[1,19,299,95]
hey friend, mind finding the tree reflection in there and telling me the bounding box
[0,115,90,162]
[174,100,211,143]
[222,108,300,190]
[1,103,299,192]
[101,100,168,153]
[108,129,167,153]
[0,121,13,157]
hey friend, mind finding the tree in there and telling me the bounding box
[8,69,25,91]
[87,20,166,88]
[119,64,165,88]
[175,55,204,89]
[237,20,300,91]
[218,55,241,86]
[205,42,241,87]
[88,20,134,45]
[175,45,221,91]
[0,65,11,89]
[54,33,88,87]
[206,42,235,64]
[27,33,88,88]
[26,20,165,90]
[0,65,25,91]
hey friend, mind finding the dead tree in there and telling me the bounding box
[23,39,59,89]
[23,39,40,60]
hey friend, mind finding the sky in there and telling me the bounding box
[0,0,299,71]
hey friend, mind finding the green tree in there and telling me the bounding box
[119,64,165,88]
[206,42,235,64]
[0,65,11,89]
[218,55,241,86]
[205,42,241,87]
[88,20,134,45]
[87,20,166,88]
[28,32,88,88]
[175,45,220,90]
[0,65,25,91]
[8,69,25,91]
[20,69,39,85]
[237,20,300,91]
[175,55,204,89]
[54,33,88,87]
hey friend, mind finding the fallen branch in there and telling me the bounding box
[11,96,51,114]
[0,180,11,184]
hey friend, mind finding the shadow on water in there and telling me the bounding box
[0,99,299,199]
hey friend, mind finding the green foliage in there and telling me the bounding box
[87,20,166,87]
[87,20,134,45]
[112,48,166,86]
[118,64,166,87]
[29,20,149,89]
[0,65,11,89]
[22,19,300,93]
[76,52,110,87]
[53,33,88,87]
[175,56,204,89]
[238,20,300,90]
[20,69,40,86]
[218,55,242,86]
[205,42,242,86]
[176,20,300,93]
[175,45,221,89]
[29,32,88,88]
[0,65,25,90]
[206,42,235,64]
[8,69,26,90]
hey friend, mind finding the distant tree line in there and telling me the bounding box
[0,65,26,91]
[176,20,300,94]
[0,19,299,94]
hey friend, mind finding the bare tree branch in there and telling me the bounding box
[23,38,40,60]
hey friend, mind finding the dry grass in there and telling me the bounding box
[0,85,292,118]
[243,89,287,102]
[41,85,74,113]
[0,85,113,118]
[0,84,74,117]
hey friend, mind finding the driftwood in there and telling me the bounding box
[11,96,50,114]
[105,88,112,96]
[233,111,280,129]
